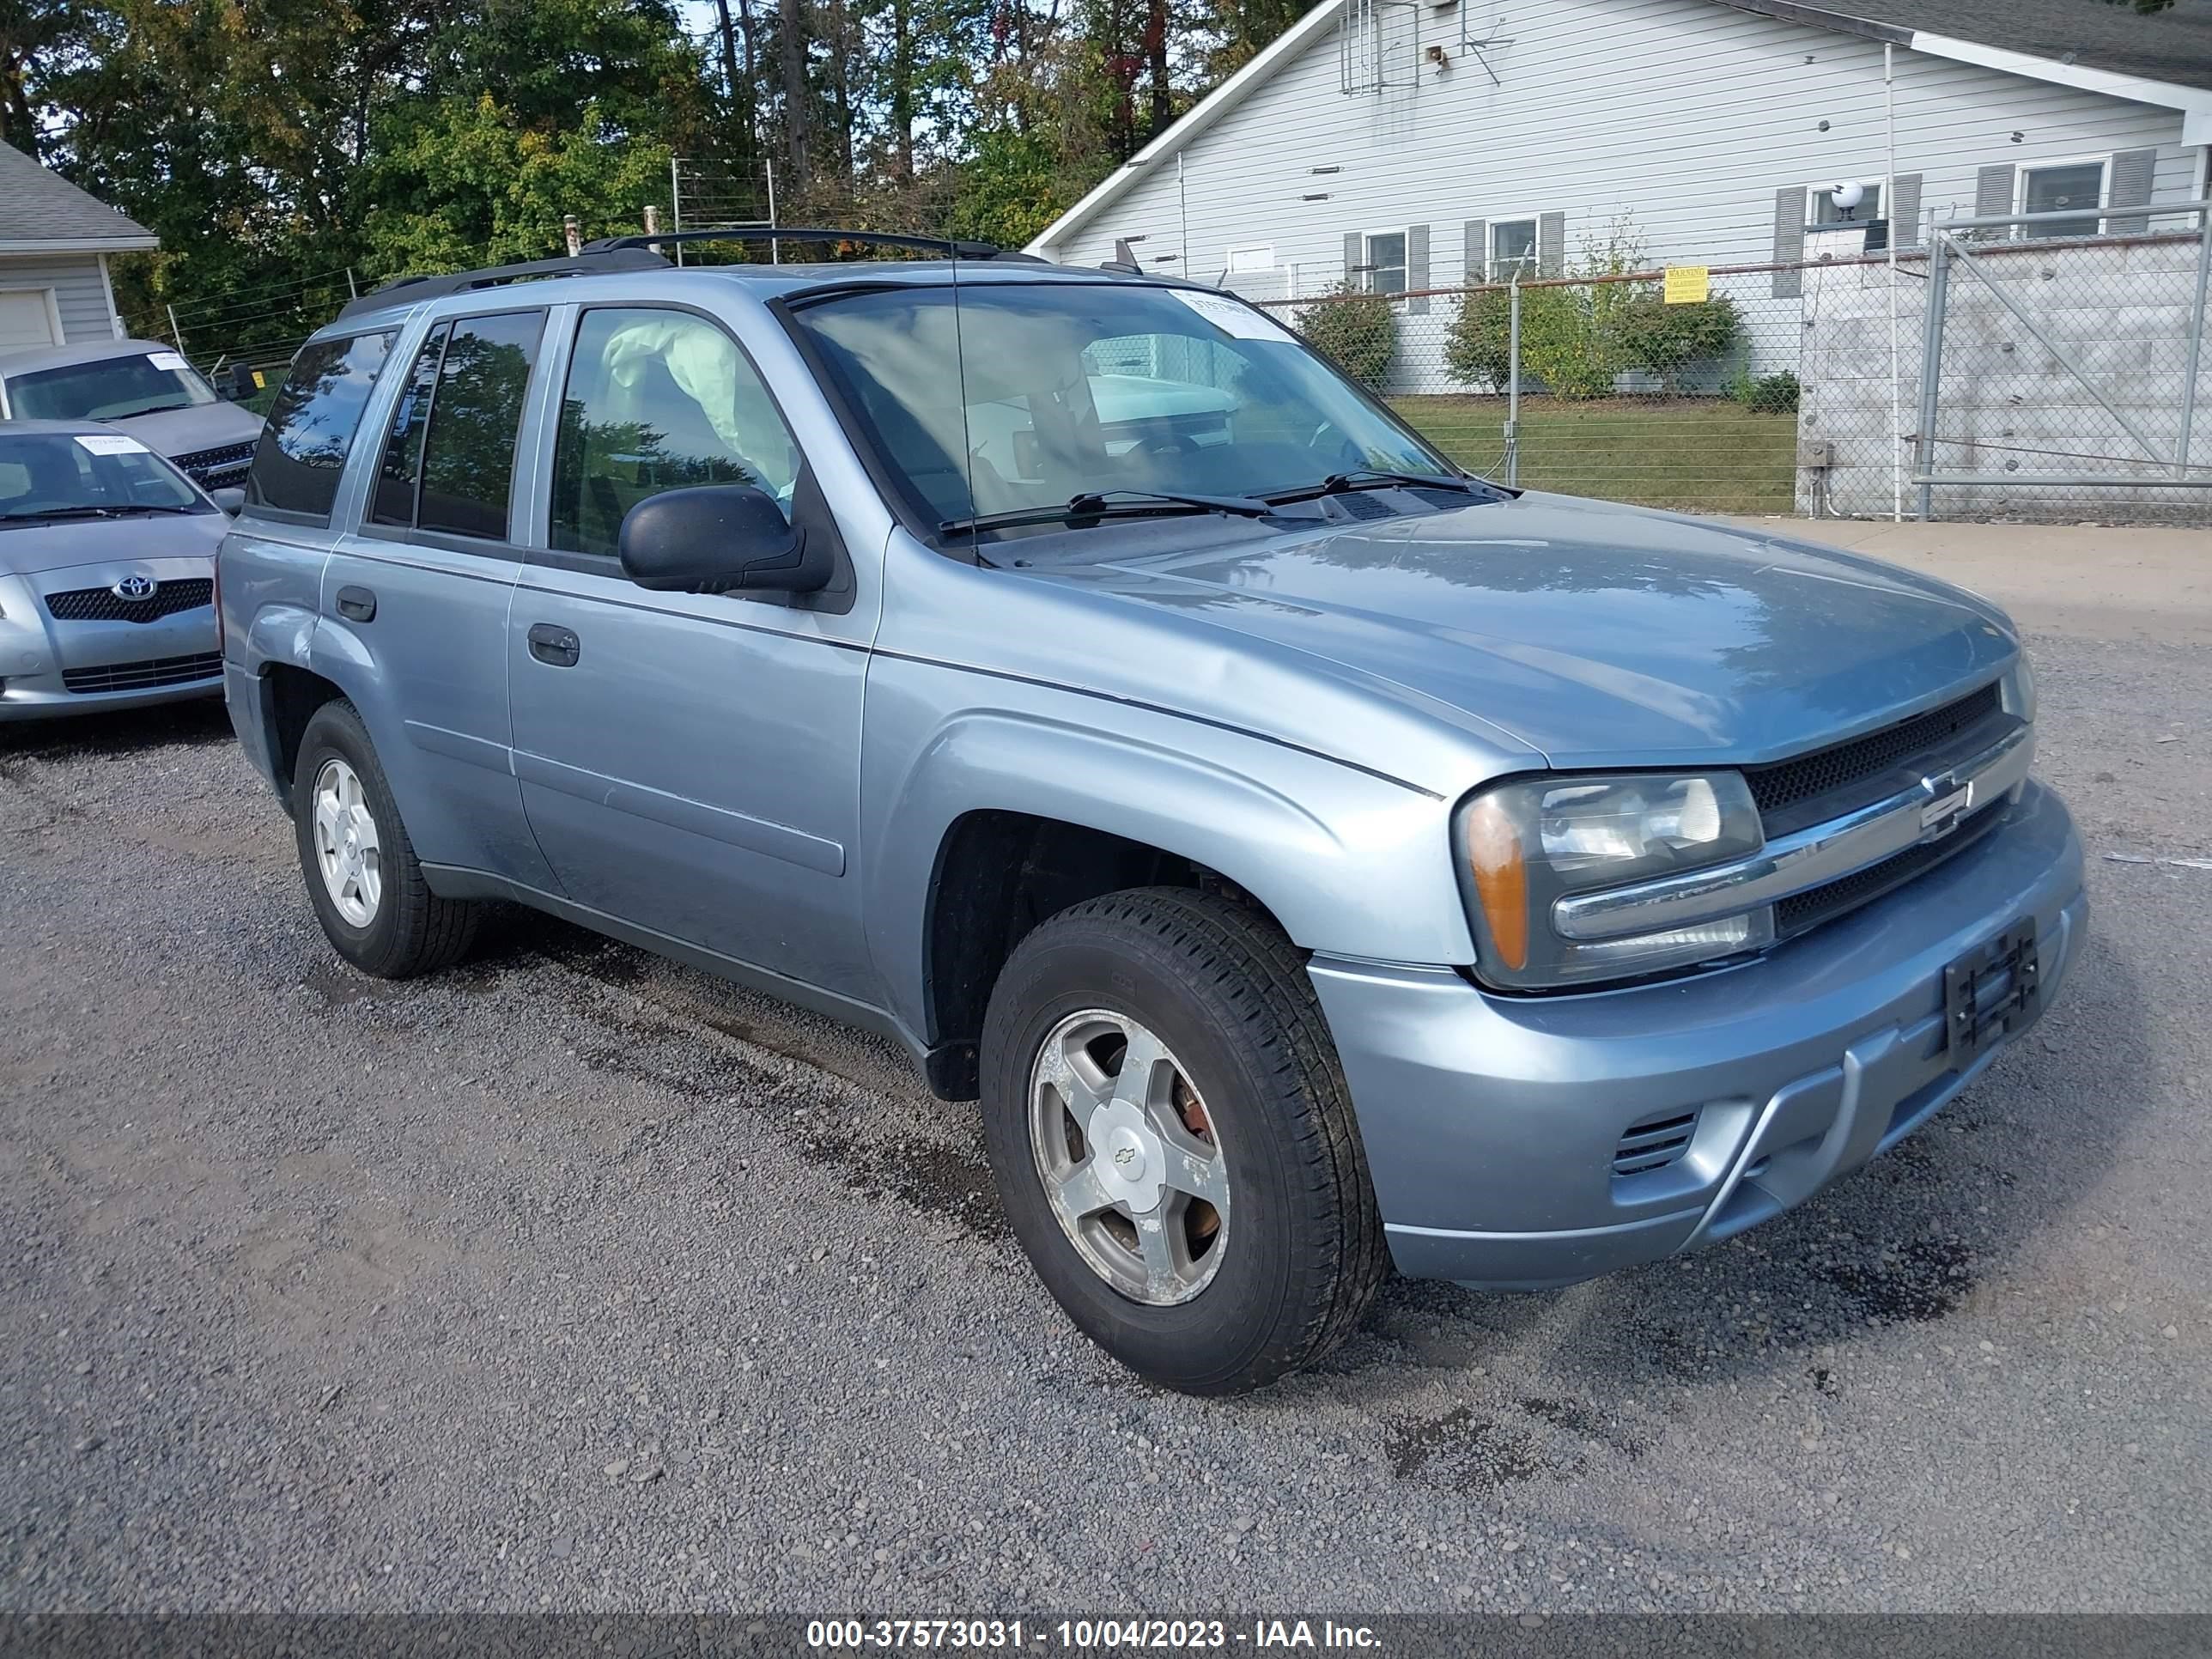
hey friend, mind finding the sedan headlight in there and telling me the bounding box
[1458,772,1769,990]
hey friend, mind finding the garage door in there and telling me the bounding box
[0,289,60,351]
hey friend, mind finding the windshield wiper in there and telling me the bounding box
[0,505,125,522]
[940,488,1277,538]
[1260,468,1494,504]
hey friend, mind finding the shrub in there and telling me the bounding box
[1725,368,1801,414]
[1295,283,1397,392]
[1443,288,1514,391]
[1611,293,1741,392]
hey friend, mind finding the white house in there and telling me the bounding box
[0,140,156,353]
[1026,0,2212,313]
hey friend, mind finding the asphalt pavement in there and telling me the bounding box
[2,526,2207,1614]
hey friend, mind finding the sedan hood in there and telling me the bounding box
[1031,493,2018,770]
[0,511,228,575]
[108,400,265,458]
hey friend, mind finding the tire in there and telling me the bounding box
[979,886,1386,1394]
[291,699,480,978]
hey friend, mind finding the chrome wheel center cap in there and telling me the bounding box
[1089,1102,1165,1213]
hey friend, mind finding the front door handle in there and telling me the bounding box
[526,623,580,668]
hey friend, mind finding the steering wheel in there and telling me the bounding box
[1134,433,1200,458]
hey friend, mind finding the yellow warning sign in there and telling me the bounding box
[1663,265,1711,305]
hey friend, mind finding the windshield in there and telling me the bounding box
[4,349,221,422]
[789,280,1459,534]
[0,431,203,521]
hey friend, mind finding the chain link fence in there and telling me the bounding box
[1257,208,2212,526]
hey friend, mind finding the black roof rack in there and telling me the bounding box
[334,247,671,319]
[584,226,1046,263]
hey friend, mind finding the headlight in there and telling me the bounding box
[1458,772,1769,990]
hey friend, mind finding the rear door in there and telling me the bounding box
[321,308,555,887]
[506,302,877,1000]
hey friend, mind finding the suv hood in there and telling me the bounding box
[108,400,265,458]
[1030,493,2017,771]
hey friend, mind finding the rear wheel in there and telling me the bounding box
[980,887,1385,1394]
[291,699,479,977]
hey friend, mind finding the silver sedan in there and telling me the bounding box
[0,419,233,720]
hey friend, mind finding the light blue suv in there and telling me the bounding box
[220,234,2083,1393]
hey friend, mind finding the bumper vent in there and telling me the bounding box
[1745,682,2006,835]
[172,441,258,488]
[1613,1109,1699,1178]
[62,652,222,694]
[46,578,213,624]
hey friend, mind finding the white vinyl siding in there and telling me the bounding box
[0,252,125,344]
[1044,0,2196,309]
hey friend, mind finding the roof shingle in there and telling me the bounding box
[0,141,158,250]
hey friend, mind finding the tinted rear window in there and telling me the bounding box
[416,311,544,540]
[245,331,395,522]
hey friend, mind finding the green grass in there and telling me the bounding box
[1390,394,1798,515]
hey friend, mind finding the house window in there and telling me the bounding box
[2021,161,2106,238]
[1489,219,1538,281]
[1810,182,1881,225]
[1361,230,1407,296]
[1224,244,1275,273]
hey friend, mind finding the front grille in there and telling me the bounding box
[61,652,222,694]
[172,440,258,488]
[1613,1109,1699,1177]
[46,577,212,624]
[1776,800,2007,938]
[1746,682,2006,836]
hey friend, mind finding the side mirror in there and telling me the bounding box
[618,483,830,595]
[209,485,246,515]
[226,364,258,402]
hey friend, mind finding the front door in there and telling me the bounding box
[507,304,877,1000]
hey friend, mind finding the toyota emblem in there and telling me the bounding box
[112,574,157,601]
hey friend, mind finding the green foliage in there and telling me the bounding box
[941,128,1066,250]
[1294,283,1396,392]
[1725,368,1801,415]
[1444,222,1741,399]
[1442,289,1514,391]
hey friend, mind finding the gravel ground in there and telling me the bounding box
[2,556,2208,1615]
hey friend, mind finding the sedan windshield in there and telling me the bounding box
[0,432,204,523]
[789,280,1465,537]
[5,350,221,422]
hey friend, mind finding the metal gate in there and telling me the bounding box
[1911,200,2212,523]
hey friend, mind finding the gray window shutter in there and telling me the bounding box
[1343,230,1363,290]
[1537,211,1565,277]
[1407,222,1430,313]
[1462,219,1487,284]
[1771,185,1805,299]
[1974,163,2016,220]
[2107,148,2156,234]
[1890,172,1923,249]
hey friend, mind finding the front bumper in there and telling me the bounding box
[1310,780,2085,1289]
[0,559,220,720]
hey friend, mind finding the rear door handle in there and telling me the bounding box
[335,586,376,623]
[526,623,580,668]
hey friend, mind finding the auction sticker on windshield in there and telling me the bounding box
[74,433,149,455]
[147,350,190,372]
[1167,289,1297,343]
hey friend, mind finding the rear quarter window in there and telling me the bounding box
[244,331,397,523]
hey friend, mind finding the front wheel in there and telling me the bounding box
[979,888,1386,1394]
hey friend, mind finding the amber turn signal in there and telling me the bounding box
[1464,793,1529,972]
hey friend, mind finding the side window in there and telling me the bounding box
[244,331,396,521]
[550,307,802,558]
[415,310,545,540]
[372,325,449,527]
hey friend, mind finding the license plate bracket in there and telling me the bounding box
[1943,923,2040,1060]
